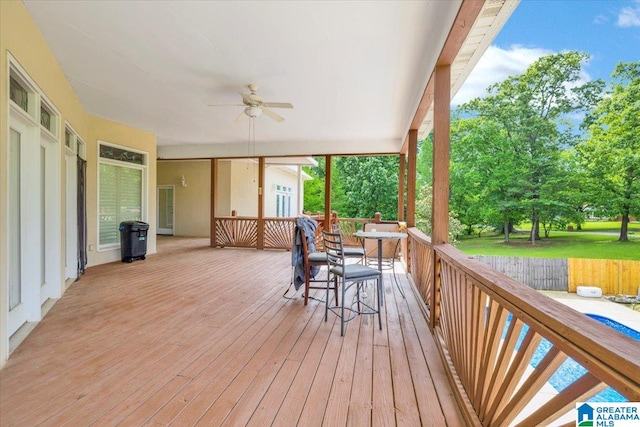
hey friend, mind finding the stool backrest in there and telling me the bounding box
[322,231,345,268]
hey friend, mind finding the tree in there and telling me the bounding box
[460,51,603,243]
[333,156,399,220]
[578,61,640,241]
[303,157,325,213]
[417,134,433,189]
[415,184,464,242]
[450,116,529,241]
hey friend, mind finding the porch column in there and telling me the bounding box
[430,64,450,330]
[398,153,405,221]
[325,155,332,229]
[210,158,217,247]
[407,130,417,227]
[297,165,303,215]
[432,64,450,245]
[257,157,265,249]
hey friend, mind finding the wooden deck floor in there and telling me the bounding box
[0,237,463,426]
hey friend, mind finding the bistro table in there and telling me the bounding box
[354,230,408,299]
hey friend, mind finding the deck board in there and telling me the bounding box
[0,237,464,426]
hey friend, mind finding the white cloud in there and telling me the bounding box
[452,45,553,106]
[617,1,640,27]
[593,14,609,24]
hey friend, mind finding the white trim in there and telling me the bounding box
[97,141,148,251]
[39,93,61,141]
[6,54,65,341]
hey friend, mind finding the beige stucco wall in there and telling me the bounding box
[216,160,232,216]
[230,161,259,216]
[0,1,157,368]
[157,160,211,237]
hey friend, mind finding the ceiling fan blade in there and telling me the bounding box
[234,111,246,122]
[262,108,285,122]
[263,102,293,109]
[208,104,245,107]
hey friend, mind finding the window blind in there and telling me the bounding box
[99,163,142,246]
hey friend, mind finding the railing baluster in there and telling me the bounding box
[492,345,567,426]
[515,372,607,427]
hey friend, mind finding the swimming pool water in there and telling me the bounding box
[527,313,640,402]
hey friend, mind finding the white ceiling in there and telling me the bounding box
[23,0,512,159]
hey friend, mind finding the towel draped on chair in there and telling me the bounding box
[292,217,319,290]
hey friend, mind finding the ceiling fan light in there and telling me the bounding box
[245,106,262,118]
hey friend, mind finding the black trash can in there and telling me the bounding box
[119,221,149,263]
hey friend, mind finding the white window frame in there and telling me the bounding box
[97,141,147,251]
[275,184,293,218]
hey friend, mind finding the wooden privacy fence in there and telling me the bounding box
[473,256,568,291]
[569,258,640,295]
[470,256,640,295]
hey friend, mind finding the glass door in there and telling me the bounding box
[8,124,27,335]
[157,186,174,235]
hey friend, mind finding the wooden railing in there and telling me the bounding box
[212,212,394,251]
[214,216,258,247]
[263,218,295,249]
[406,227,640,426]
[213,216,327,250]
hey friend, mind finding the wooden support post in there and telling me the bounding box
[432,64,450,245]
[325,155,332,230]
[407,130,417,227]
[431,64,451,330]
[210,159,217,247]
[398,154,405,222]
[257,157,265,250]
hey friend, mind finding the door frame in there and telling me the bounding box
[156,185,175,235]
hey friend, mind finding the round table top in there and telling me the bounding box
[355,230,408,239]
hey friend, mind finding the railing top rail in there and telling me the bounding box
[407,227,432,246]
[336,217,399,224]
[434,242,640,400]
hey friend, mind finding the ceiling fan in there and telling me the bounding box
[209,84,293,122]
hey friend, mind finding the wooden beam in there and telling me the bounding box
[432,65,450,245]
[407,130,417,227]
[409,0,485,131]
[210,158,217,247]
[325,155,332,228]
[398,154,406,221]
[410,79,435,131]
[437,0,485,66]
[400,132,410,155]
[257,157,265,250]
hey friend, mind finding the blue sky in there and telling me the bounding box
[453,0,640,105]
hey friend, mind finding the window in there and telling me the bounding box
[40,106,51,131]
[9,76,29,113]
[275,184,293,217]
[98,143,146,248]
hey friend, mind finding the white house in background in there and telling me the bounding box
[216,157,315,218]
[264,163,314,218]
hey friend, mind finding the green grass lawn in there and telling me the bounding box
[456,227,640,260]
